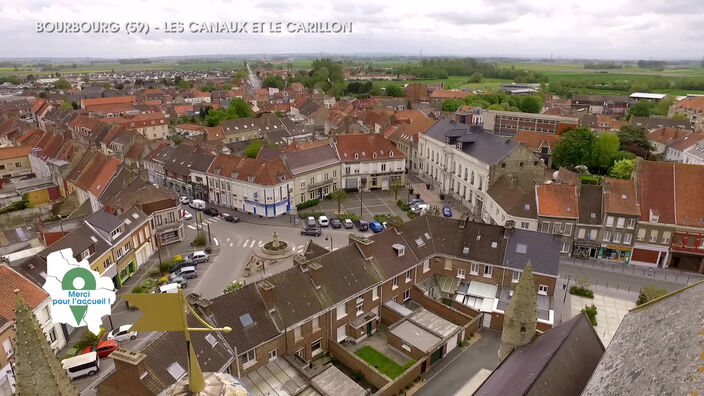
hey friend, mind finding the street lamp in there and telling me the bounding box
[325,235,333,252]
[359,177,367,217]
[563,274,572,304]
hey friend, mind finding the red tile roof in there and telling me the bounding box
[205,126,224,141]
[335,133,405,162]
[102,112,167,130]
[603,178,640,216]
[668,133,704,151]
[514,130,562,150]
[0,265,48,320]
[0,145,32,160]
[673,163,704,227]
[673,96,704,112]
[637,161,675,223]
[536,184,579,218]
[88,156,121,197]
[647,127,692,144]
[207,154,291,185]
[82,96,135,108]
[284,140,330,152]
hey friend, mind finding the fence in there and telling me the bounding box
[561,257,704,285]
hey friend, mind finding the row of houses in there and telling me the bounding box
[145,133,407,217]
[98,215,560,394]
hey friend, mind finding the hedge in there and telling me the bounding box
[570,286,594,298]
[299,211,324,219]
[397,199,409,211]
[582,304,598,326]
[0,200,27,214]
[296,198,320,211]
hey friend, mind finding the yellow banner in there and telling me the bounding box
[122,293,186,331]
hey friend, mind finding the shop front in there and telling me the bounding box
[573,241,600,259]
[598,244,633,264]
[115,259,137,287]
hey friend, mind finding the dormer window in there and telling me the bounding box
[389,151,393,157]
[373,152,377,159]
[248,176,255,183]
[111,227,122,239]
[649,209,660,223]
[354,153,359,159]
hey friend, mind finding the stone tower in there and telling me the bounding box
[498,261,538,361]
[13,289,78,396]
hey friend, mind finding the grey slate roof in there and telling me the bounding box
[502,229,561,276]
[284,144,340,175]
[486,175,537,220]
[424,118,520,165]
[208,283,281,354]
[475,314,604,396]
[630,116,691,131]
[85,210,123,233]
[582,281,704,396]
[578,184,603,225]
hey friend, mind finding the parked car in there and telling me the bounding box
[301,226,322,236]
[330,218,342,228]
[222,213,240,223]
[355,220,369,231]
[189,199,206,210]
[82,340,120,358]
[409,198,424,206]
[169,276,188,289]
[156,283,181,293]
[171,266,198,280]
[181,210,193,220]
[179,196,190,204]
[318,215,329,227]
[63,352,99,379]
[306,216,317,227]
[187,251,209,263]
[107,324,137,342]
[343,219,354,229]
[369,221,384,233]
[204,207,219,216]
[443,205,452,217]
[410,203,430,214]
[172,259,196,272]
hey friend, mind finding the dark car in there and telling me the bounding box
[203,207,219,216]
[171,258,197,272]
[222,213,240,223]
[354,220,369,231]
[330,218,342,228]
[442,205,452,217]
[301,226,322,236]
[82,340,120,358]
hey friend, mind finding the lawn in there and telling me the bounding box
[355,346,414,379]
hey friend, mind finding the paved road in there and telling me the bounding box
[185,208,373,299]
[416,330,501,396]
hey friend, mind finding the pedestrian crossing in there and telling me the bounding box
[235,239,308,253]
[187,216,221,230]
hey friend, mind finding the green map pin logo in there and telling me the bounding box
[61,267,97,326]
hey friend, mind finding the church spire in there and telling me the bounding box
[13,289,78,396]
[498,261,538,361]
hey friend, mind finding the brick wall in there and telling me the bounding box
[380,304,403,326]
[375,357,427,396]
[386,330,426,361]
[410,287,473,326]
[327,339,390,389]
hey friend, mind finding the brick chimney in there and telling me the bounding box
[186,293,213,316]
[257,280,276,311]
[309,262,322,289]
[98,348,152,396]
[504,220,515,239]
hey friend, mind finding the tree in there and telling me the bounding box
[330,188,347,214]
[205,98,254,126]
[518,96,542,113]
[55,78,71,90]
[243,140,263,158]
[384,84,405,97]
[626,99,654,119]
[608,159,636,179]
[388,178,404,200]
[223,281,244,294]
[442,99,464,112]
[617,124,652,157]
[262,75,285,90]
[593,133,620,171]
[468,71,483,83]
[653,95,675,116]
[636,285,668,305]
[26,74,35,82]
[168,134,184,145]
[552,127,596,168]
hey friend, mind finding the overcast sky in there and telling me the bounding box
[1,0,702,60]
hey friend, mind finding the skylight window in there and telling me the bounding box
[516,243,527,254]
[167,362,186,380]
[491,242,498,248]
[415,238,425,247]
[205,333,218,347]
[239,313,253,327]
[424,232,431,240]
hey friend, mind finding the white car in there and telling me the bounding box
[182,210,192,220]
[179,196,190,204]
[318,215,329,227]
[107,324,137,342]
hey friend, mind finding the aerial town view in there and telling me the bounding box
[0,1,702,395]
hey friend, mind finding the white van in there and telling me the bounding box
[63,352,100,379]
[189,199,206,210]
[158,283,181,293]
